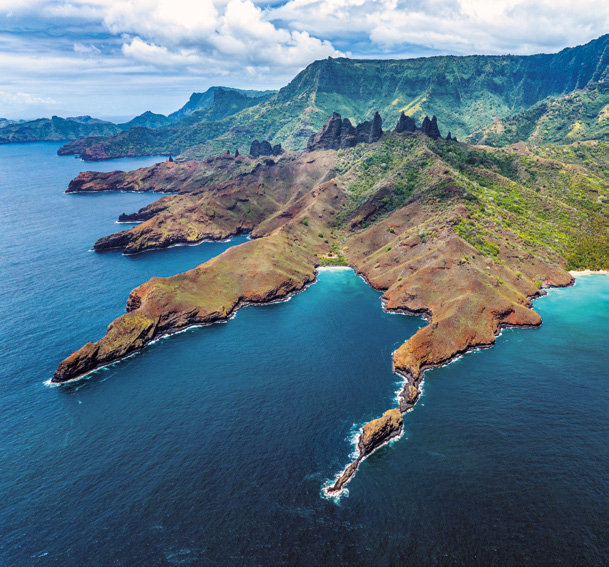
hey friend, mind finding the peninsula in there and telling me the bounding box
[53,108,607,492]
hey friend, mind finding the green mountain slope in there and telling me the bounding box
[168,86,276,120]
[0,116,121,144]
[0,86,275,146]
[58,34,609,160]
[467,81,609,146]
[120,111,173,129]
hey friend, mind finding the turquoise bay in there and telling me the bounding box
[0,143,607,565]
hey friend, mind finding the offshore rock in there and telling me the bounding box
[395,112,416,133]
[307,112,383,151]
[327,408,403,494]
[359,408,403,455]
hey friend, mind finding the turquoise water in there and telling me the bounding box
[0,143,607,565]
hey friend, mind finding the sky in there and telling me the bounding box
[0,0,607,120]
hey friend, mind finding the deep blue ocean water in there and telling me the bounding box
[0,143,607,566]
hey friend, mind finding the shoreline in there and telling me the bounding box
[569,269,609,276]
[92,231,250,256]
[322,278,571,498]
[48,270,321,386]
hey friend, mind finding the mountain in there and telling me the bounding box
[168,86,276,120]
[58,87,276,159]
[120,111,173,130]
[57,34,609,160]
[65,115,114,125]
[175,88,274,124]
[0,118,24,129]
[0,86,275,146]
[0,116,121,144]
[468,81,609,146]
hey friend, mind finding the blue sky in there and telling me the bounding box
[1,0,607,120]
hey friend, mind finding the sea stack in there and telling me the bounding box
[326,408,403,494]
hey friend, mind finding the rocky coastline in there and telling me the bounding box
[52,112,597,496]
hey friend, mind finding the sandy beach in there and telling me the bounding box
[569,270,609,276]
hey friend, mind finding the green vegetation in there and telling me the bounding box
[566,221,609,269]
[330,132,609,270]
[57,35,609,159]
[0,116,121,144]
[469,81,609,146]
[319,255,349,266]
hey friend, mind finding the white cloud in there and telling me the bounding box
[73,42,101,55]
[122,37,205,68]
[103,0,220,44]
[270,0,609,55]
[0,0,607,118]
[0,90,56,105]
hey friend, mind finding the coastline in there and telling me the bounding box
[323,278,572,498]
[569,269,609,276]
[48,269,322,386]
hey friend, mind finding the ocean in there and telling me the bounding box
[0,143,607,565]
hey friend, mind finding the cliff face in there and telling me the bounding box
[468,80,609,146]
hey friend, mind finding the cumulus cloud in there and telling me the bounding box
[109,0,342,70]
[103,0,220,44]
[270,0,609,55]
[122,38,198,68]
[0,0,606,117]
[0,90,56,105]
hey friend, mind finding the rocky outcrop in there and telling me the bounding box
[249,140,282,157]
[306,112,383,151]
[326,409,403,494]
[395,112,416,133]
[420,115,442,139]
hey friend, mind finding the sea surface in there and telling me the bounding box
[0,143,607,566]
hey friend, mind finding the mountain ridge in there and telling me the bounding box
[56,34,609,160]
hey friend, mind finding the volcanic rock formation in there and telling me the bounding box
[306,112,383,151]
[326,409,403,494]
[420,115,442,139]
[249,140,282,157]
[394,112,416,133]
